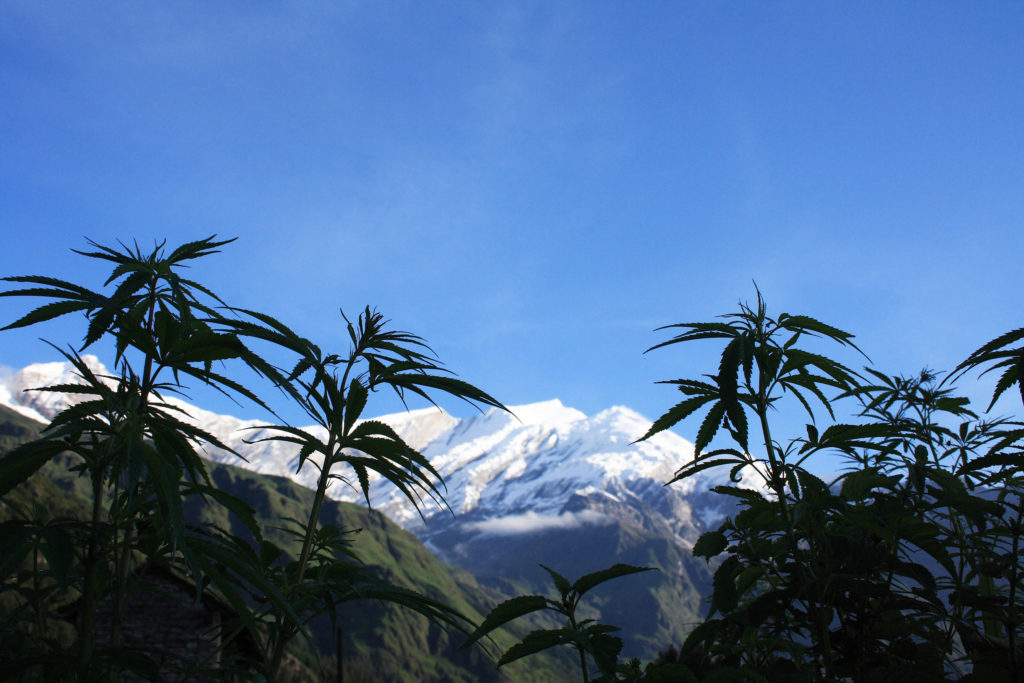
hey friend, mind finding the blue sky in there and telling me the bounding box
[2,3,1022,468]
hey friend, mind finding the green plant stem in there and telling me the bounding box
[110,510,136,652]
[269,350,359,676]
[565,610,590,683]
[270,424,341,676]
[110,293,159,664]
[1006,501,1021,679]
[578,646,590,683]
[296,355,357,582]
[296,430,341,585]
[78,462,106,676]
[32,539,43,639]
[755,364,836,676]
[110,472,124,652]
[113,403,155,652]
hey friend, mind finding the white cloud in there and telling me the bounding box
[465,509,609,535]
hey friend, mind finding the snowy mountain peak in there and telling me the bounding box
[1,354,111,422]
[0,357,747,545]
[16,355,108,384]
[0,357,749,663]
[507,398,586,426]
[370,406,459,452]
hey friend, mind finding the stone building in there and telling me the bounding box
[80,564,259,681]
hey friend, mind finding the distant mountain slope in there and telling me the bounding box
[1,357,755,661]
[196,460,577,681]
[0,404,575,681]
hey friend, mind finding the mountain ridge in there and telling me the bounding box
[0,356,752,531]
[1,356,750,660]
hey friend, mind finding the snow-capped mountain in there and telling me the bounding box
[0,356,749,544]
[1,355,756,658]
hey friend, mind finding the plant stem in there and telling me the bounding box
[78,458,106,676]
[755,356,835,675]
[578,645,590,683]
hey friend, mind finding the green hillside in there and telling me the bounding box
[0,405,575,681]
[195,459,575,681]
[428,511,710,662]
[0,405,94,520]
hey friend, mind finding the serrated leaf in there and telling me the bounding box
[587,631,625,680]
[0,440,65,498]
[694,401,725,457]
[1,299,93,331]
[805,423,818,443]
[956,326,1024,372]
[461,595,550,648]
[958,450,1024,480]
[384,373,506,412]
[986,355,1024,411]
[540,564,572,597]
[710,485,765,503]
[668,457,745,485]
[634,395,715,442]
[717,336,743,400]
[645,322,739,354]
[693,530,728,558]
[1,274,98,297]
[711,555,740,615]
[497,629,567,667]
[777,314,859,348]
[344,379,368,434]
[840,468,899,501]
[741,331,755,386]
[723,395,749,451]
[571,563,655,597]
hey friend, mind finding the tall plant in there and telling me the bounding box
[0,237,261,678]
[215,305,507,677]
[640,291,1024,681]
[463,563,654,683]
[0,237,507,680]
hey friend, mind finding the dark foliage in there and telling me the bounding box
[639,290,1024,682]
[0,237,505,681]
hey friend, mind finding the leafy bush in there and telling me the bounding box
[3,240,1022,682]
[0,237,504,680]
[463,563,654,682]
[639,290,1024,682]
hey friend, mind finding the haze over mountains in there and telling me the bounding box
[1,355,758,659]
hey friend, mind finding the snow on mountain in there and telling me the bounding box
[0,356,110,423]
[0,357,753,546]
[0,383,49,423]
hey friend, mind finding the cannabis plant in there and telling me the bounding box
[0,237,505,681]
[642,290,1024,681]
[215,305,506,677]
[0,237,261,679]
[464,563,654,682]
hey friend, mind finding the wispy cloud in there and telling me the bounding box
[465,509,609,535]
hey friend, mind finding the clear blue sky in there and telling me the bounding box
[2,3,1022,466]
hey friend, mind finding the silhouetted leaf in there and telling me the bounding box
[571,563,654,597]
[0,299,93,330]
[668,457,746,485]
[694,400,725,457]
[541,564,573,598]
[693,530,728,558]
[635,395,716,442]
[461,595,550,649]
[497,629,567,666]
[0,439,66,498]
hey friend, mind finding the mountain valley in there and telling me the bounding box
[0,356,751,668]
